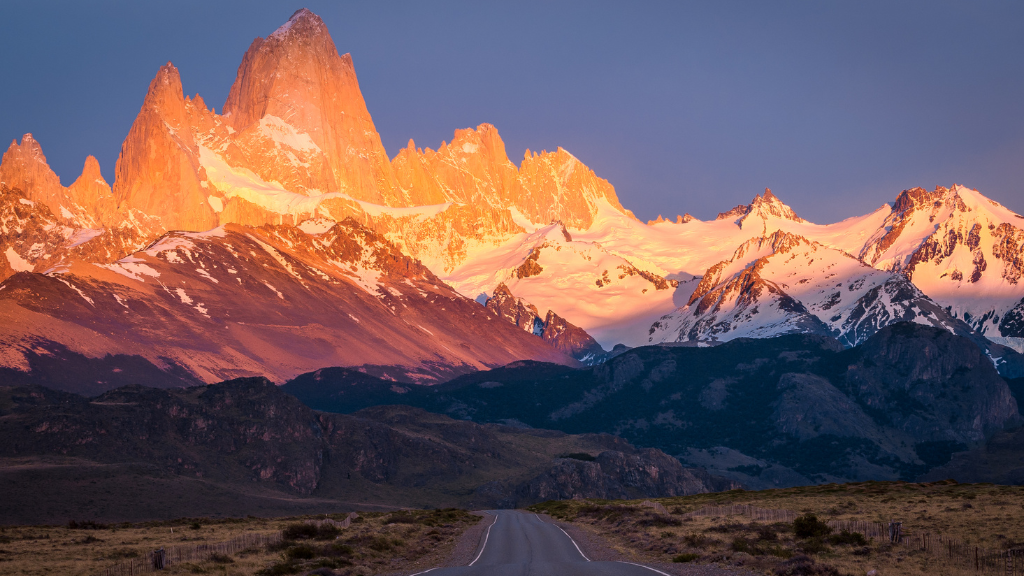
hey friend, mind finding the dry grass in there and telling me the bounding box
[530,481,1024,576]
[0,509,479,576]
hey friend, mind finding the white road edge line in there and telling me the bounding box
[618,561,673,575]
[468,513,498,566]
[534,512,591,562]
[556,526,590,562]
[408,569,437,576]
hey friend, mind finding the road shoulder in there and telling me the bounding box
[386,510,496,576]
[533,512,758,576]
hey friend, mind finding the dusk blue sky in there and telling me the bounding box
[1,1,1022,223]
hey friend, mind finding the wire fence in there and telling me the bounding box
[671,503,1024,576]
[102,530,282,576]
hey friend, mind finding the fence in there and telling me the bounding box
[103,530,283,576]
[681,503,797,523]
[305,512,358,529]
[640,500,670,515]
[672,503,1024,576]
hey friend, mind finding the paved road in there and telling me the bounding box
[415,510,671,576]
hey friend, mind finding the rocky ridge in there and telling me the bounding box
[0,378,732,521]
[484,283,605,361]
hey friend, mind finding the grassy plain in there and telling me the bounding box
[530,481,1024,576]
[0,509,479,576]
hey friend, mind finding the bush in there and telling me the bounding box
[67,520,109,530]
[708,522,748,533]
[256,561,299,576]
[209,553,234,564]
[637,514,682,527]
[827,529,867,546]
[285,544,316,560]
[673,553,700,563]
[773,554,841,575]
[282,523,339,541]
[682,532,710,548]
[793,514,832,539]
[731,537,753,553]
[799,537,830,555]
[366,535,402,552]
[325,542,354,557]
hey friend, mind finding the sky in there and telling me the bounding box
[1,1,1022,223]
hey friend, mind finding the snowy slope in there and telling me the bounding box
[854,185,1024,340]
[647,231,965,346]
[445,221,687,348]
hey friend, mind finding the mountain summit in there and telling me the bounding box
[1,9,1023,385]
[222,8,398,205]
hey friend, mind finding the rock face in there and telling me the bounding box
[0,135,66,219]
[113,63,216,233]
[485,282,605,361]
[477,448,741,508]
[222,8,398,205]
[0,379,728,522]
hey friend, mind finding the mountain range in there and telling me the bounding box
[282,324,1024,489]
[2,8,1024,388]
[0,378,735,524]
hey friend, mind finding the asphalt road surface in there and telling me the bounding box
[414,510,672,576]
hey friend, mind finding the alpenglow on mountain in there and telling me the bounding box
[2,8,1023,388]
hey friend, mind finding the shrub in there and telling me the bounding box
[758,525,778,541]
[325,542,354,557]
[827,530,867,546]
[67,520,109,530]
[793,514,832,539]
[105,549,140,560]
[366,535,400,552]
[209,553,234,564]
[799,537,830,555]
[683,532,710,548]
[636,513,682,527]
[673,553,700,563]
[731,537,753,553]
[708,522,747,533]
[283,523,318,540]
[773,554,841,575]
[256,561,299,576]
[285,544,316,560]
[283,523,339,541]
[385,512,419,524]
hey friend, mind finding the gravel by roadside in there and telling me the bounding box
[385,511,495,576]
[441,511,496,567]
[534,513,759,576]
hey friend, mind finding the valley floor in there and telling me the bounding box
[2,481,1022,576]
[529,481,1024,576]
